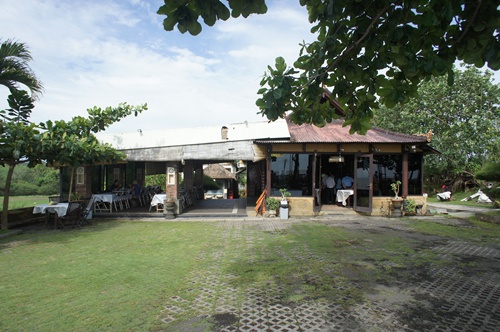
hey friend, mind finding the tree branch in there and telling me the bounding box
[455,0,482,45]
[304,3,393,87]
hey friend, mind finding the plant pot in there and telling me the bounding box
[391,199,403,217]
[164,199,176,219]
[268,209,277,217]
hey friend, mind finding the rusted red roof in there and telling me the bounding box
[285,118,428,144]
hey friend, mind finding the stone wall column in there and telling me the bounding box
[165,164,179,199]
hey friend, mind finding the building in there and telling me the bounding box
[69,115,435,217]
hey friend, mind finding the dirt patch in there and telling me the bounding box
[398,293,460,331]
[169,315,210,332]
[211,313,239,331]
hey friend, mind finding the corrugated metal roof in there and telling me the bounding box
[96,119,290,150]
[283,118,429,144]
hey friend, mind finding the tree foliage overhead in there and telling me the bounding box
[0,39,43,98]
[373,66,500,182]
[38,103,148,168]
[158,0,500,133]
[0,89,34,125]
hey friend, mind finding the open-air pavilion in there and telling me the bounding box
[63,113,437,218]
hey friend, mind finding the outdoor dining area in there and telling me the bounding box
[32,186,160,228]
[32,199,93,229]
[92,186,163,213]
[32,183,201,228]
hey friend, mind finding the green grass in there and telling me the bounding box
[407,218,500,242]
[0,195,53,211]
[0,221,220,331]
[1,218,498,331]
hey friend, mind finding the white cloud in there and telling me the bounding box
[6,0,493,135]
[1,0,317,133]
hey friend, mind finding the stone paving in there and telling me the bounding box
[157,217,500,332]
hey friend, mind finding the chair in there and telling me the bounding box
[57,202,83,229]
[138,189,146,206]
[149,193,155,212]
[94,198,110,213]
[156,199,164,213]
[80,197,95,226]
[113,192,123,211]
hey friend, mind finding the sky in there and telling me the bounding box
[1,1,499,135]
[0,0,316,134]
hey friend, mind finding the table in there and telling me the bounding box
[151,194,166,207]
[150,194,167,213]
[33,203,69,228]
[336,189,354,206]
[92,193,118,212]
[33,203,69,216]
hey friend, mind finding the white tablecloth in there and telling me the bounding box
[92,193,118,212]
[92,193,117,203]
[33,203,69,217]
[151,194,167,207]
[336,189,354,206]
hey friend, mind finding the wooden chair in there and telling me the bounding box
[57,202,83,229]
[94,198,111,213]
[80,197,95,226]
[156,201,164,213]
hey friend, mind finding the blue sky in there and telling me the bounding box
[1,1,499,134]
[1,0,315,133]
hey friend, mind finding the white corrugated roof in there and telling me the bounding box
[96,119,290,150]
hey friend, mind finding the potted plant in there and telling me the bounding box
[390,181,403,217]
[278,188,291,219]
[403,198,417,215]
[279,188,291,201]
[390,180,401,199]
[266,197,280,217]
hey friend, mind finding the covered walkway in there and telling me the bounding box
[93,198,250,220]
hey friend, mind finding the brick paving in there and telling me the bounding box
[157,217,500,332]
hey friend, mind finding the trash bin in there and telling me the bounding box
[279,200,289,220]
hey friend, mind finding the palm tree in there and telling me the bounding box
[0,39,43,98]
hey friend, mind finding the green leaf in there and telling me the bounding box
[275,57,287,73]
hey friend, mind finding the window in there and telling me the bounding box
[373,155,402,196]
[167,167,176,185]
[271,153,312,196]
[407,154,422,195]
[372,154,423,196]
[76,167,85,185]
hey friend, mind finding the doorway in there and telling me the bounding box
[318,154,354,206]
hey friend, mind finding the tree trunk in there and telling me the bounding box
[1,164,16,230]
[68,167,74,201]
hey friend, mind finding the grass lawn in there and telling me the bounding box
[1,216,499,331]
[0,195,53,211]
[0,221,220,331]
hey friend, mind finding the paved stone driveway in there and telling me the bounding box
[157,217,500,332]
